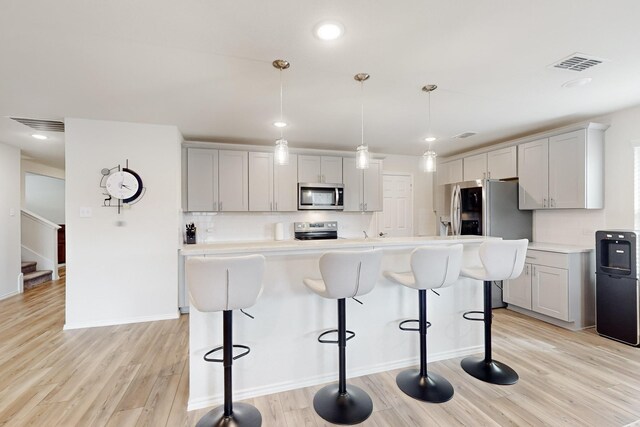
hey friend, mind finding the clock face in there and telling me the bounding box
[105,169,143,202]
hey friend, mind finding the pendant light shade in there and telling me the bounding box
[273,59,290,166]
[275,139,289,165]
[356,144,370,169]
[422,84,438,173]
[354,73,370,170]
[421,149,437,173]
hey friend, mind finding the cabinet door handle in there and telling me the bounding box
[364,202,368,211]
[550,198,555,208]
[219,201,223,211]
[275,202,278,211]
[525,265,529,275]
[214,201,218,211]
[532,266,536,276]
[482,172,486,179]
[543,198,547,208]
[270,202,273,211]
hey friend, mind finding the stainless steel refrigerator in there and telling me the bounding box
[441,179,533,307]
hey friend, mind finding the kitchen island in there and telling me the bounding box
[183,236,496,411]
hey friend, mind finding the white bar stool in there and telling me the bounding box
[303,249,383,425]
[384,244,463,403]
[186,254,266,427]
[460,239,528,385]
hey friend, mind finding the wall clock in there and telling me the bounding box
[100,160,146,214]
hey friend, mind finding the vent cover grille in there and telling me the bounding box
[10,117,65,132]
[454,131,477,139]
[550,53,607,72]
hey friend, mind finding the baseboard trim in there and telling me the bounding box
[63,311,180,330]
[0,289,21,302]
[187,344,483,411]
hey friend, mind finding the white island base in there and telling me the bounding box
[184,236,492,411]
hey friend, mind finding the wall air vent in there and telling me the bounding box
[454,131,477,139]
[10,117,65,132]
[550,53,608,72]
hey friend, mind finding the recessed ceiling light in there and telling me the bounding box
[314,21,344,41]
[273,121,288,128]
[425,137,436,142]
[32,134,47,140]
[562,77,593,88]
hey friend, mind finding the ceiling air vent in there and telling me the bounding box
[550,53,607,72]
[10,117,65,132]
[454,131,477,139]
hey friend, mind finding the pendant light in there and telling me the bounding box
[354,73,370,169]
[273,59,290,165]
[421,84,438,173]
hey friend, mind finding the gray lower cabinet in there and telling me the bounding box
[504,248,594,330]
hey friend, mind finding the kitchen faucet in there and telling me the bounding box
[363,230,368,239]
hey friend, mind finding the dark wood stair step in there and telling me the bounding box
[21,261,37,274]
[24,270,53,290]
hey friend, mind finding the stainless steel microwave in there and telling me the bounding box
[298,183,344,210]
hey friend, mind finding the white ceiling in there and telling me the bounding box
[1,0,640,170]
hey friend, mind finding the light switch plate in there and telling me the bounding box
[79,207,92,218]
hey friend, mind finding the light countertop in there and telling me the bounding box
[180,235,495,256]
[528,242,593,254]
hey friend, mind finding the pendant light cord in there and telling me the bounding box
[427,91,432,151]
[279,69,284,139]
[361,81,364,147]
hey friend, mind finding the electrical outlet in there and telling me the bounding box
[79,207,92,218]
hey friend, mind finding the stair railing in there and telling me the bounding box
[20,209,61,280]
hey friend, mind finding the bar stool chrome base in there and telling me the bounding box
[396,369,454,403]
[195,402,262,427]
[460,357,519,385]
[313,384,373,425]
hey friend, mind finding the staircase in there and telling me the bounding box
[22,261,53,290]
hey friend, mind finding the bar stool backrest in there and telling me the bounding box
[410,244,463,290]
[186,254,266,312]
[479,239,529,280]
[318,249,383,299]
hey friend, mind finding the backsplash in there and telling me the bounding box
[183,211,378,243]
[533,209,605,247]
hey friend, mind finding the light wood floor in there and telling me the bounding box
[2,271,640,426]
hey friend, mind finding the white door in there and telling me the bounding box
[363,159,383,212]
[274,154,298,212]
[504,263,532,309]
[463,153,487,181]
[549,130,586,209]
[518,138,549,209]
[298,155,321,183]
[380,174,413,237]
[187,148,218,212]
[321,156,343,184]
[487,146,517,179]
[531,264,570,321]
[342,157,362,212]
[218,150,248,211]
[248,152,274,212]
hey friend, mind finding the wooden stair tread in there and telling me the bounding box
[21,261,37,274]
[24,270,53,280]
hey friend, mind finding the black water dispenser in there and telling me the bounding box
[595,230,640,346]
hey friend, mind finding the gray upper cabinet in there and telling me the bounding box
[519,128,604,210]
[298,155,343,183]
[249,151,298,212]
[186,148,248,212]
[487,146,517,179]
[343,158,382,212]
[186,148,219,212]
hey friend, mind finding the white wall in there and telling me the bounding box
[0,143,21,300]
[182,153,436,243]
[21,159,65,207]
[534,104,640,246]
[25,173,65,224]
[65,118,182,329]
